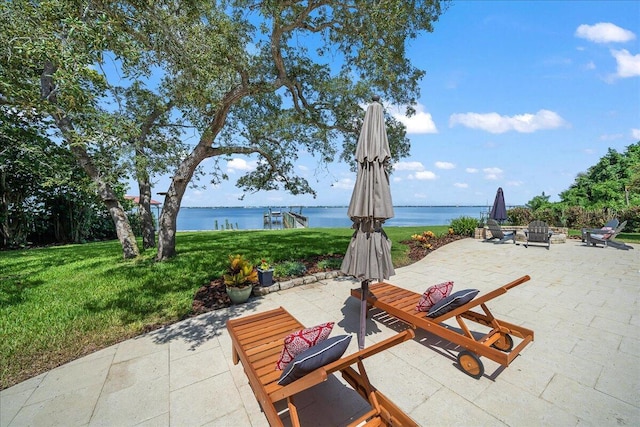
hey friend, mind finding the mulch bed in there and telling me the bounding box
[191,236,467,315]
[191,255,344,315]
[403,234,467,262]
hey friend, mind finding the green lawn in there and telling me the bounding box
[0,226,446,389]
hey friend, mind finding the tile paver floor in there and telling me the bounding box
[2,238,639,426]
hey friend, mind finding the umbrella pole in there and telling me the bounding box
[359,279,370,350]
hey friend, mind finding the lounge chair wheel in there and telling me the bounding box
[457,350,484,379]
[491,334,514,352]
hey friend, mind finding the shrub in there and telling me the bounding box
[274,261,307,278]
[507,207,533,226]
[533,207,558,226]
[449,216,479,237]
[316,258,343,270]
[619,206,640,233]
[562,205,590,229]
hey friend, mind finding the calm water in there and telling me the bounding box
[176,206,490,231]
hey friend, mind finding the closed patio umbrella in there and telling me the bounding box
[490,187,508,223]
[341,96,395,349]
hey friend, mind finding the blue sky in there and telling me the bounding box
[144,1,640,208]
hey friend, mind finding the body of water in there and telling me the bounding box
[176,206,491,231]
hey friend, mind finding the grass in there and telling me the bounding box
[0,225,446,389]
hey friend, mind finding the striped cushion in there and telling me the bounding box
[428,289,479,318]
[278,335,351,385]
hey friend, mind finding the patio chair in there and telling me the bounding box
[485,219,515,243]
[581,218,620,242]
[585,220,633,250]
[524,220,552,249]
[226,307,418,427]
[351,275,534,379]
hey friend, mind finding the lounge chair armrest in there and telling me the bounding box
[268,368,328,401]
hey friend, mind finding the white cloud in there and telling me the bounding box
[449,109,568,134]
[227,158,255,173]
[611,49,640,78]
[632,129,640,140]
[575,23,636,44]
[454,183,468,188]
[584,148,595,154]
[394,161,425,171]
[507,181,523,187]
[435,161,455,170]
[583,61,596,70]
[483,167,503,180]
[465,168,479,173]
[332,178,354,190]
[409,171,437,180]
[389,103,438,134]
[297,164,310,172]
[600,133,624,141]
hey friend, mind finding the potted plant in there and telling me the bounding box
[224,254,258,304]
[257,258,274,287]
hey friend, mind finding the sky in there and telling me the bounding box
[141,1,640,208]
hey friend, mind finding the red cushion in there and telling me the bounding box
[275,322,334,370]
[416,281,454,312]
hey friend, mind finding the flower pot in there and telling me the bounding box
[226,285,253,304]
[257,268,274,287]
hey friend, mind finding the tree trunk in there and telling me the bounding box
[156,178,188,261]
[138,178,156,250]
[156,152,203,260]
[41,61,140,259]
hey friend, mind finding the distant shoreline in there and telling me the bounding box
[179,205,504,209]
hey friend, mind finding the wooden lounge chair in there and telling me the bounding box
[485,219,515,243]
[581,218,619,242]
[585,220,632,250]
[524,220,552,249]
[227,307,418,427]
[351,276,534,379]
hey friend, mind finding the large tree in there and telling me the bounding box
[560,142,640,209]
[1,0,449,260]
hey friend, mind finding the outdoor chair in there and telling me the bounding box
[584,220,633,250]
[351,276,534,379]
[524,220,552,249]
[226,307,418,426]
[581,218,620,242]
[485,219,516,243]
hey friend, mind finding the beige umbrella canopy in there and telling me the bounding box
[341,96,395,349]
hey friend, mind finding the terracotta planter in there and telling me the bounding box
[226,285,253,304]
[257,268,274,287]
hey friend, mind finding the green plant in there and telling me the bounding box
[258,258,271,271]
[507,207,534,226]
[449,216,479,237]
[223,254,258,287]
[274,261,307,278]
[316,257,343,270]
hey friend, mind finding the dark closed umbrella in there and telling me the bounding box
[340,96,395,349]
[490,187,508,223]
